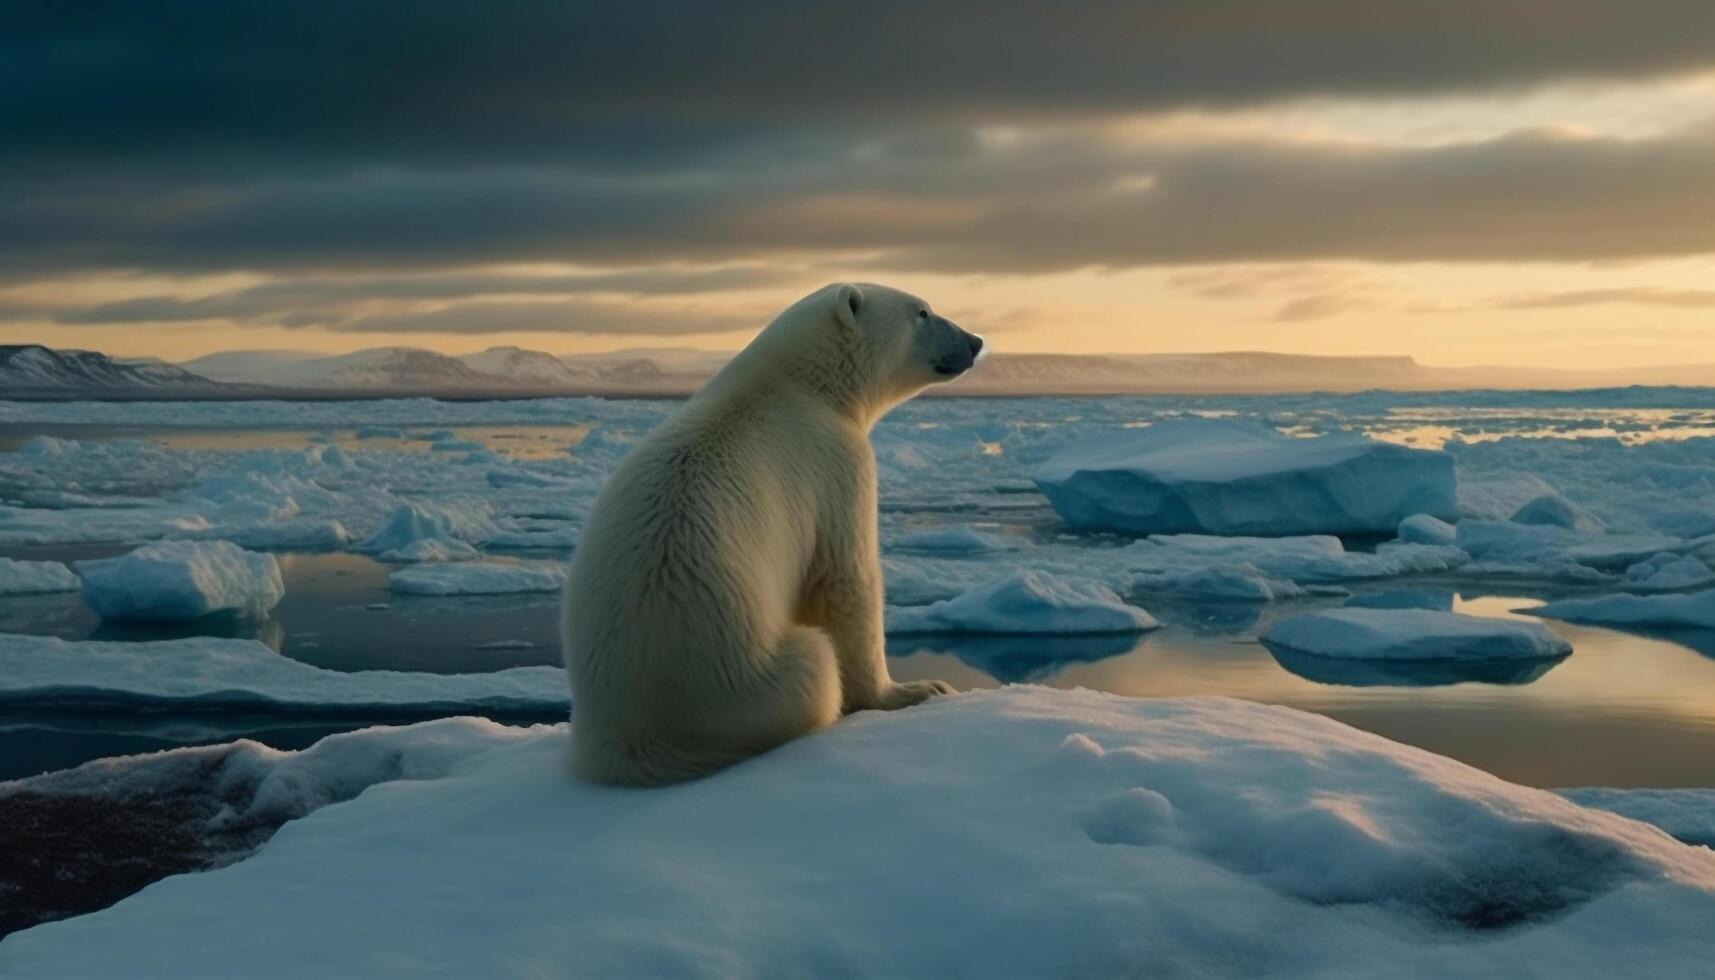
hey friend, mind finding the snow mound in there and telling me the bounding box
[1623,553,1715,591]
[388,561,566,595]
[1132,563,1306,602]
[0,558,79,596]
[1264,608,1572,661]
[75,541,283,620]
[4,688,1713,977]
[0,634,567,712]
[886,571,1158,634]
[1033,419,1457,535]
[1530,591,1715,630]
[1456,520,1683,581]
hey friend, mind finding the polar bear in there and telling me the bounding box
[562,283,983,784]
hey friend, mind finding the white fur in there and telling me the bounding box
[562,283,983,784]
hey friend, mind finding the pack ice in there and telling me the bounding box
[1033,419,1457,535]
[4,688,1713,978]
[75,541,284,620]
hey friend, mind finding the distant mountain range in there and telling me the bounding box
[4,343,1713,399]
[0,344,236,396]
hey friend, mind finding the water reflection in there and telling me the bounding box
[886,632,1141,684]
[1263,643,1567,687]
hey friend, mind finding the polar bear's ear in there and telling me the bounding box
[833,283,864,330]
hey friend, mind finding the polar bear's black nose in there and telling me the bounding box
[967,334,984,358]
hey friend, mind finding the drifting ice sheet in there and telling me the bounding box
[0,634,567,712]
[75,541,284,620]
[1032,419,1457,535]
[1263,607,1572,661]
[3,687,1712,978]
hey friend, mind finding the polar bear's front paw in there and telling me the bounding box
[877,679,955,710]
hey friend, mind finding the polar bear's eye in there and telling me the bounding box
[916,309,928,320]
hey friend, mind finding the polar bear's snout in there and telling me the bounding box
[931,317,986,377]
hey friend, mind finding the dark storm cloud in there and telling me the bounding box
[4,0,1715,325]
[13,126,1715,281]
[55,267,794,325]
[6,0,1715,168]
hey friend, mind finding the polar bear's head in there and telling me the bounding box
[727,282,985,419]
[830,283,985,393]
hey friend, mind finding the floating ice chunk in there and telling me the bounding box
[430,439,485,452]
[891,525,1017,553]
[209,518,352,551]
[1263,607,1572,661]
[1511,493,1590,530]
[1530,590,1715,629]
[1033,419,1457,535]
[19,434,77,456]
[570,426,635,460]
[1398,513,1457,546]
[1623,554,1715,591]
[76,541,284,620]
[389,560,567,595]
[7,687,1714,977]
[0,558,79,595]
[1559,788,1715,848]
[1129,533,1466,585]
[377,539,481,563]
[886,571,1158,634]
[1456,520,1682,579]
[355,501,494,554]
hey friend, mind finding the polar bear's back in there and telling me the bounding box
[562,400,831,722]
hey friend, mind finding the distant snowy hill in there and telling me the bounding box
[459,347,586,386]
[0,345,226,395]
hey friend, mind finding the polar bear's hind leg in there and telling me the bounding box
[571,625,841,786]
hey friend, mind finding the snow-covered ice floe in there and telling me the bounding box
[885,571,1158,634]
[1033,419,1457,535]
[388,561,567,595]
[75,540,284,620]
[5,687,1714,977]
[0,558,79,596]
[1529,590,1715,629]
[1263,608,1572,661]
[0,634,566,713]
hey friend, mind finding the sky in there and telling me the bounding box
[3,1,1715,370]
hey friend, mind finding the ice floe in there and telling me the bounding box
[0,558,79,596]
[1263,608,1572,662]
[3,687,1712,977]
[1530,590,1715,630]
[886,571,1158,634]
[0,634,566,712]
[1033,419,1457,535]
[75,541,284,620]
